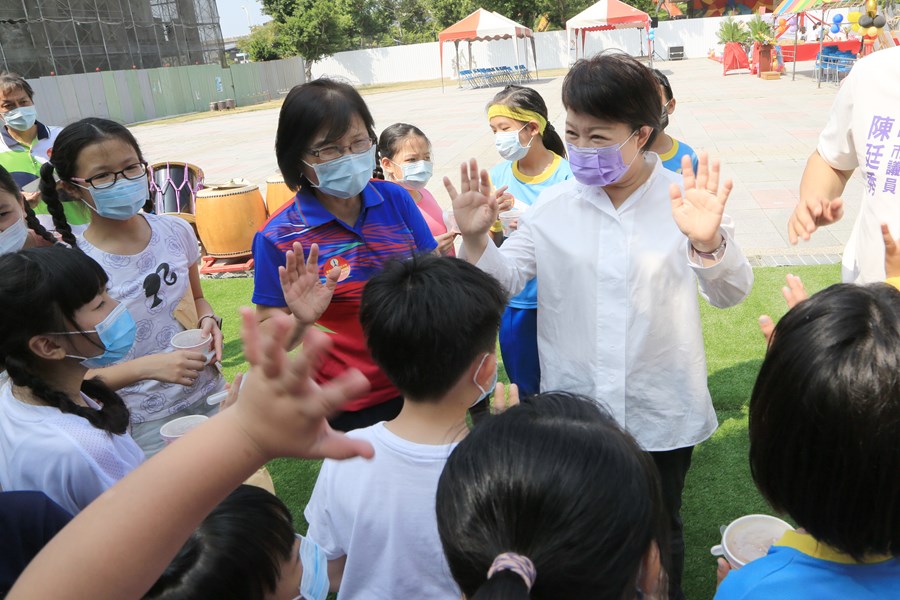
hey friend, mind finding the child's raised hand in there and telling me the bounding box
[758,274,808,345]
[881,224,900,279]
[443,159,503,237]
[670,152,732,253]
[279,242,340,327]
[490,382,519,415]
[229,307,373,461]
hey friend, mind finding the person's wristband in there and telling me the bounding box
[198,314,223,329]
[691,237,727,261]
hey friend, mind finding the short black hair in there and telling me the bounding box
[145,485,296,599]
[359,255,508,402]
[437,392,669,598]
[652,69,674,102]
[275,78,377,191]
[562,52,660,149]
[751,283,900,559]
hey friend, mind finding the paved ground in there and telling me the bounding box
[133,57,861,262]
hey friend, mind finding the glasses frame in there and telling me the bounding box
[70,161,149,190]
[305,137,375,162]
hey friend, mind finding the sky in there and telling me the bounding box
[216,0,271,39]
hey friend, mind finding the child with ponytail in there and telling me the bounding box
[37,117,224,456]
[0,246,144,515]
[0,164,58,254]
[486,85,572,396]
[377,123,457,256]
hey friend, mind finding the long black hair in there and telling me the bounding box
[0,246,130,433]
[488,85,566,158]
[0,165,55,245]
[144,485,296,599]
[38,117,147,248]
[437,392,669,599]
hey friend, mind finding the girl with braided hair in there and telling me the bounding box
[0,164,57,253]
[0,246,144,515]
[36,117,224,456]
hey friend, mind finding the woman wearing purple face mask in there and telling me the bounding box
[444,52,753,600]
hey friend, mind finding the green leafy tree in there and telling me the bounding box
[261,0,352,78]
[236,22,285,61]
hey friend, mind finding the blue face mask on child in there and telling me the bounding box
[294,534,329,600]
[78,177,148,220]
[56,302,137,368]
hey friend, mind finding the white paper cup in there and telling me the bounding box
[710,514,794,568]
[171,328,214,362]
[499,209,522,237]
[442,209,459,234]
[159,415,209,444]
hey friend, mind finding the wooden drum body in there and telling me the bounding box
[265,174,295,215]
[195,183,267,258]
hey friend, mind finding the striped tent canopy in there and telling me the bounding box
[775,0,863,15]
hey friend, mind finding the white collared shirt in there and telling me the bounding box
[475,156,754,451]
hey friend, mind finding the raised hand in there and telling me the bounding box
[758,274,808,345]
[490,382,520,415]
[231,307,373,461]
[279,242,340,327]
[670,152,732,253]
[788,195,844,244]
[881,224,900,279]
[443,159,505,237]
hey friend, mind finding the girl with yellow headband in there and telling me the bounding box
[486,85,572,397]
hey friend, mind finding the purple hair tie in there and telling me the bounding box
[487,552,537,591]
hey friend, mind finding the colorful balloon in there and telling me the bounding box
[833,14,843,23]
[873,15,886,28]
[866,0,877,15]
[867,26,878,37]
[859,14,874,28]
[831,23,840,33]
[847,12,860,23]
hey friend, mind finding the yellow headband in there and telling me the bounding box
[487,105,548,135]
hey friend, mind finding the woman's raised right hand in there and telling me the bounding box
[443,159,506,237]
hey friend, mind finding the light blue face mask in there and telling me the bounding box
[78,176,148,220]
[2,106,37,131]
[304,145,375,199]
[56,302,137,369]
[494,124,533,162]
[294,534,329,600]
[394,159,433,191]
[472,353,498,407]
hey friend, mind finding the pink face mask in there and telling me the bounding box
[566,131,638,187]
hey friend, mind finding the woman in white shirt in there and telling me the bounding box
[0,246,144,515]
[444,51,753,600]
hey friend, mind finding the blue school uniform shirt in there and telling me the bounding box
[658,138,699,175]
[252,179,436,412]
[715,530,900,600]
[489,154,573,309]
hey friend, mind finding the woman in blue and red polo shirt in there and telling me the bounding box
[252,79,437,431]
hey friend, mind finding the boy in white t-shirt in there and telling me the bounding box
[789,46,900,284]
[304,255,508,600]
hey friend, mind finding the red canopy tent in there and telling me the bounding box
[566,0,652,60]
[438,9,538,90]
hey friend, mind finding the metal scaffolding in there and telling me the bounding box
[0,0,226,79]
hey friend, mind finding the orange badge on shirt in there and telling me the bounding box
[324,256,351,282]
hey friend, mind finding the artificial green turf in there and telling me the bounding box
[201,263,841,599]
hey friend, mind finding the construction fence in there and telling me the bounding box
[27,56,306,125]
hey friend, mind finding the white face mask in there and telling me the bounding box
[0,218,28,254]
[471,353,498,407]
[494,124,533,162]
